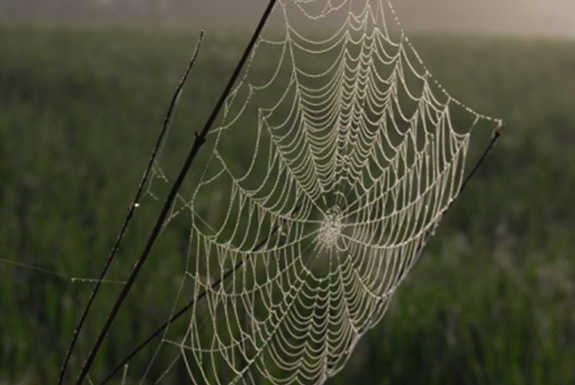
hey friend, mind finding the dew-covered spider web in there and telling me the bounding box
[141,0,501,384]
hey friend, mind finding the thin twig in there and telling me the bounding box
[57,31,205,385]
[393,121,503,290]
[457,120,503,196]
[74,1,278,384]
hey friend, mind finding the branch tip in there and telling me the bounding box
[494,120,504,137]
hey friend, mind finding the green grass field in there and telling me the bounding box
[1,23,574,384]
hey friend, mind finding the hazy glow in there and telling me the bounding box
[0,0,573,37]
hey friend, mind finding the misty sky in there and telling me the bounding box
[393,0,575,37]
[190,0,575,38]
[1,0,574,38]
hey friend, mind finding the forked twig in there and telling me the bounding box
[73,1,278,384]
[57,30,205,385]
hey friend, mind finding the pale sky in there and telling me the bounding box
[0,0,574,38]
[392,0,575,38]
[190,0,575,38]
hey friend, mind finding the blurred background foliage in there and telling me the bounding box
[0,21,574,384]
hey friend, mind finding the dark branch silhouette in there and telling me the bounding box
[72,1,278,384]
[58,30,205,385]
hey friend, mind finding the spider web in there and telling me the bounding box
[142,0,500,384]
